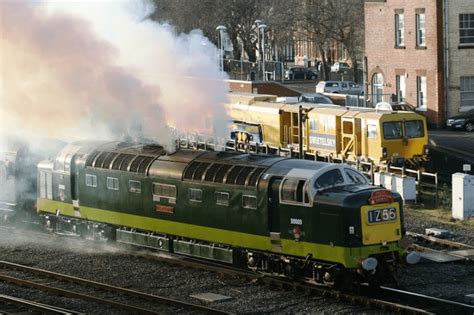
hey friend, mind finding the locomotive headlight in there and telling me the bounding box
[361,257,378,272]
[382,147,388,158]
[423,145,430,156]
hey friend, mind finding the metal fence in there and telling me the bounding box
[225,59,284,81]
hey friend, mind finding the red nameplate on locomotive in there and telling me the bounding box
[155,205,174,214]
[369,190,394,205]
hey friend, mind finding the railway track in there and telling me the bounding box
[0,260,229,314]
[0,294,82,314]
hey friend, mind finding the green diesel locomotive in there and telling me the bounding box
[37,141,415,286]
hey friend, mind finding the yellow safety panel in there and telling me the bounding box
[360,203,402,245]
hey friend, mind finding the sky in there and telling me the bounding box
[0,0,230,151]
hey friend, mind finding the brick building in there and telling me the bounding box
[365,0,474,128]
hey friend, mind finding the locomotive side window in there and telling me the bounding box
[367,124,378,139]
[215,191,229,206]
[152,183,177,202]
[107,177,119,191]
[344,168,368,184]
[188,188,202,202]
[242,195,257,209]
[314,169,344,189]
[128,180,141,193]
[383,121,403,139]
[281,178,309,204]
[309,119,318,130]
[85,174,97,187]
[405,120,424,138]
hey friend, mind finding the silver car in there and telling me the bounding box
[316,81,362,95]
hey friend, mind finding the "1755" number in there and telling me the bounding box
[368,207,397,223]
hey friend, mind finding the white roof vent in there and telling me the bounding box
[375,102,393,111]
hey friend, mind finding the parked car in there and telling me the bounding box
[330,62,350,73]
[299,93,334,105]
[284,67,318,80]
[316,81,362,95]
[446,109,474,131]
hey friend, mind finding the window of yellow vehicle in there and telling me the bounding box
[309,119,318,130]
[405,120,424,138]
[367,124,378,139]
[383,121,403,139]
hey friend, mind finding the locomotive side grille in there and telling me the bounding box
[130,156,147,173]
[247,167,265,187]
[111,153,128,170]
[137,156,154,174]
[183,161,201,180]
[94,152,110,168]
[193,162,211,181]
[235,166,254,186]
[214,164,232,183]
[225,165,244,185]
[119,154,136,171]
[204,163,222,182]
[102,152,119,169]
[86,150,101,167]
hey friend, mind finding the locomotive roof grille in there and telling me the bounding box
[86,150,101,167]
[130,155,148,173]
[102,152,119,169]
[214,164,232,183]
[111,153,129,170]
[119,154,136,171]
[183,161,201,180]
[235,166,254,185]
[193,162,212,181]
[248,167,265,186]
[94,151,110,168]
[225,165,244,185]
[137,156,154,174]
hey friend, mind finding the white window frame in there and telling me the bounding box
[242,195,257,209]
[188,188,203,203]
[417,76,427,111]
[396,75,406,102]
[85,174,97,188]
[416,13,426,47]
[395,13,405,47]
[461,76,474,108]
[459,13,474,45]
[128,180,141,194]
[279,178,311,207]
[215,191,230,206]
[152,182,177,204]
[367,124,378,139]
[107,177,119,191]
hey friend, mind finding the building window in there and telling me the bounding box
[395,13,405,47]
[188,188,202,202]
[128,180,141,193]
[417,76,427,110]
[461,76,474,107]
[107,177,119,191]
[416,14,426,47]
[152,183,177,204]
[85,174,97,187]
[215,192,230,206]
[396,75,406,102]
[459,14,474,44]
[242,195,257,209]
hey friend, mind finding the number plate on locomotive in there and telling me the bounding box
[368,207,397,224]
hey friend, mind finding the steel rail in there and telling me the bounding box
[0,294,82,315]
[406,231,474,250]
[0,261,229,314]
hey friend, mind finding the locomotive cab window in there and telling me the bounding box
[242,195,257,209]
[215,191,230,206]
[280,178,310,205]
[383,121,403,139]
[85,174,97,187]
[344,168,368,185]
[405,120,424,138]
[107,177,119,191]
[314,169,344,190]
[128,180,141,193]
[188,188,202,202]
[152,183,177,204]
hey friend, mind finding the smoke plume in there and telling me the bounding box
[0,0,230,150]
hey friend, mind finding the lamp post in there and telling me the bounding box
[216,25,227,72]
[258,24,267,81]
[254,19,263,80]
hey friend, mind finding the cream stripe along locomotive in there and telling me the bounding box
[36,141,417,287]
